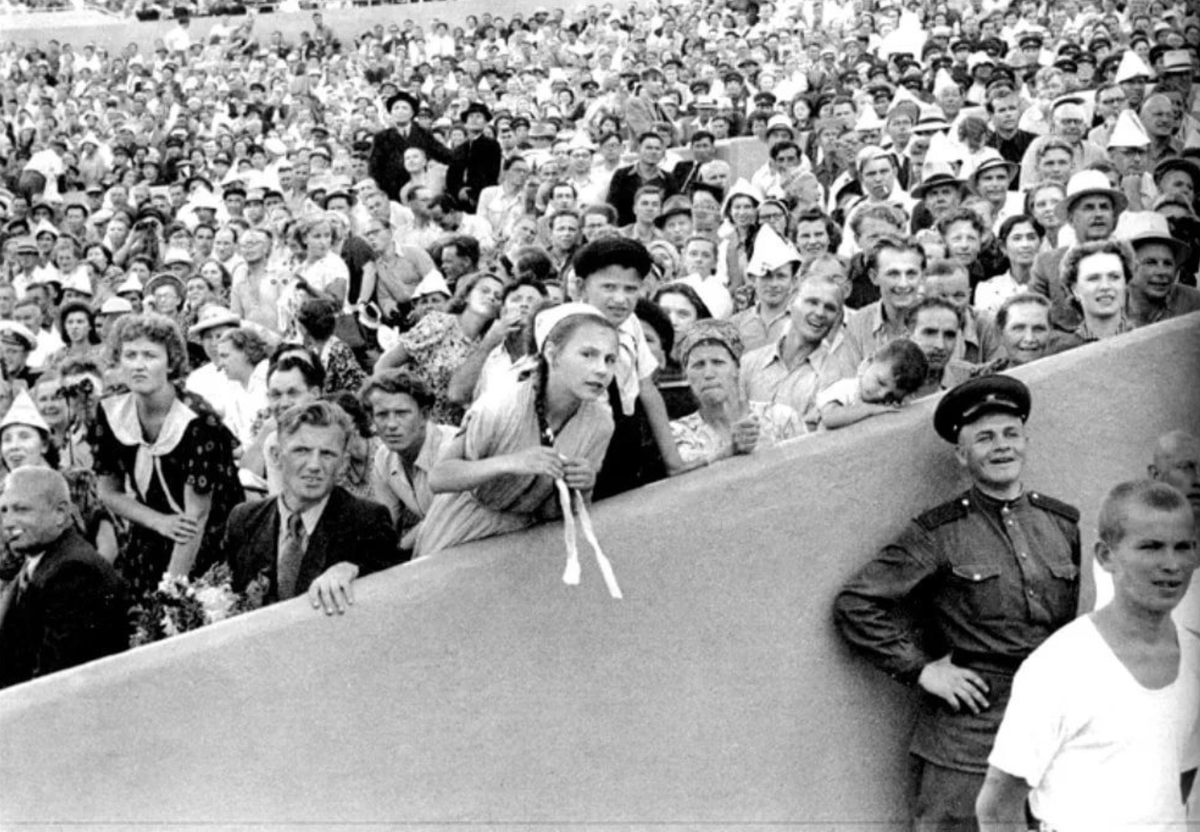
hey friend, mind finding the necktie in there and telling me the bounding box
[278,511,307,600]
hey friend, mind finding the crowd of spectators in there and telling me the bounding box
[0,0,1198,793]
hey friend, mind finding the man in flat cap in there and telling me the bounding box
[835,376,1082,830]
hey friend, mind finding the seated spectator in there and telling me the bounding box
[295,298,367,398]
[1,390,119,564]
[985,293,1054,372]
[1047,240,1135,355]
[215,326,270,448]
[636,298,697,422]
[740,272,846,430]
[671,319,802,465]
[377,271,505,426]
[906,298,976,398]
[921,259,1004,364]
[1115,212,1200,328]
[92,313,243,600]
[461,278,547,402]
[363,370,455,553]
[221,400,400,615]
[974,215,1045,317]
[0,468,129,690]
[415,304,617,556]
[816,338,928,430]
[731,225,801,352]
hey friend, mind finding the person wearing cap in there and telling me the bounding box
[1117,211,1200,328]
[185,304,244,424]
[1029,167,1127,331]
[1102,110,1159,212]
[836,375,1081,831]
[733,225,803,352]
[413,303,618,557]
[445,102,501,212]
[369,90,455,204]
[977,479,1198,832]
[0,321,43,392]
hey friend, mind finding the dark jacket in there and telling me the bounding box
[0,528,129,689]
[445,134,502,211]
[368,124,455,203]
[220,486,402,604]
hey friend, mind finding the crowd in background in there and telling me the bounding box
[0,0,1196,686]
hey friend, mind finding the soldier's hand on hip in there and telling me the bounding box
[918,654,991,714]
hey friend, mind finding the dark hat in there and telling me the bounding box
[223,182,247,198]
[934,376,1032,443]
[655,194,693,228]
[134,206,168,226]
[388,89,422,112]
[461,101,492,121]
[1018,32,1044,48]
[912,171,968,199]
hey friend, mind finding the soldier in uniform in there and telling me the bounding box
[834,376,1082,831]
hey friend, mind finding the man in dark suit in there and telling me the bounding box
[368,91,455,203]
[0,468,129,689]
[445,102,502,212]
[222,400,401,615]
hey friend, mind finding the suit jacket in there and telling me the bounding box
[445,135,502,211]
[368,124,456,203]
[0,528,129,690]
[220,487,402,604]
[1029,246,1082,333]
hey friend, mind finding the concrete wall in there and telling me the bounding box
[1,314,1197,829]
[1,0,575,52]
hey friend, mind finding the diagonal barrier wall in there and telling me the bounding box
[1,313,1198,830]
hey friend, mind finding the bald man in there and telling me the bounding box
[1141,93,1184,167]
[0,468,129,688]
[1150,430,1200,636]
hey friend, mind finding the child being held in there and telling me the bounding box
[816,338,928,430]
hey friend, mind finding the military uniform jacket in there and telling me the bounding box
[834,486,1081,771]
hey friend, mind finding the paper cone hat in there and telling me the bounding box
[746,223,801,276]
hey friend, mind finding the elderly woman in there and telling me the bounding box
[1047,239,1135,355]
[90,313,243,598]
[669,319,802,466]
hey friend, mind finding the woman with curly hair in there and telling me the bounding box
[91,313,243,598]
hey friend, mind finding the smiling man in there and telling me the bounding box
[836,376,1082,830]
[842,234,926,369]
[739,272,844,430]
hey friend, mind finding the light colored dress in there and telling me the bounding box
[414,378,614,557]
[670,400,802,464]
[395,310,480,426]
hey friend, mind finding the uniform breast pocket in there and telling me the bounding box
[949,564,1005,619]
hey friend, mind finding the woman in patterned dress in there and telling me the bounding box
[376,272,505,426]
[91,314,244,598]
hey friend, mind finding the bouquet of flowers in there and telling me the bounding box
[130,564,270,647]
